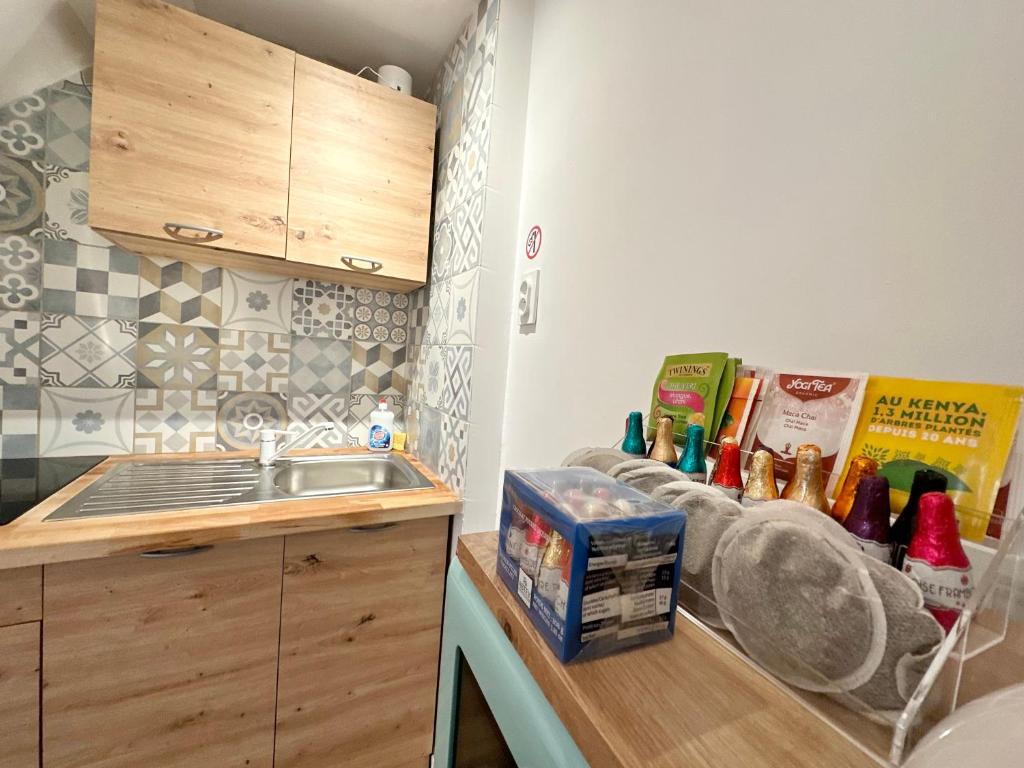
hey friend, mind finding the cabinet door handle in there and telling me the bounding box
[163,222,224,243]
[140,545,213,558]
[340,256,383,273]
[348,523,397,533]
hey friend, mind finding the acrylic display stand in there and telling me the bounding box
[613,417,1024,766]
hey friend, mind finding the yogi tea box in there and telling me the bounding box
[497,468,686,663]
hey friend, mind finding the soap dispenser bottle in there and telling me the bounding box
[368,398,394,452]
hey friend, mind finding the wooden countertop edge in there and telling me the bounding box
[0,448,460,568]
[456,532,883,768]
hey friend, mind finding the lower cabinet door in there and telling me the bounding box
[275,517,449,768]
[42,538,284,768]
[0,622,40,768]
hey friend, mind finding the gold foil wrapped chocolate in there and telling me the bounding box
[648,416,678,465]
[781,444,831,515]
[743,449,780,507]
[831,455,878,523]
[537,531,568,604]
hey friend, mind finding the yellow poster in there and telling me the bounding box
[835,377,1022,541]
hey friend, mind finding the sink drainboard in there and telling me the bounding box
[45,461,263,521]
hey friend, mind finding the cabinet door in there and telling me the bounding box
[0,623,40,768]
[286,56,436,285]
[90,0,294,257]
[43,539,284,768]
[275,517,449,768]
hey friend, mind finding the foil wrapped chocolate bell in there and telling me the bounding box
[648,416,678,465]
[743,449,780,507]
[904,492,973,633]
[781,444,831,515]
[621,411,647,456]
[677,421,707,482]
[842,475,892,562]
[891,469,948,570]
[832,455,878,523]
[711,437,743,500]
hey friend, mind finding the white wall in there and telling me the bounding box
[499,0,1024,471]
[0,0,93,105]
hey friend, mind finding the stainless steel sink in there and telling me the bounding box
[44,453,433,521]
[272,454,431,497]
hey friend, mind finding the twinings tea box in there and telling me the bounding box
[743,369,867,492]
[497,468,686,663]
[648,353,729,442]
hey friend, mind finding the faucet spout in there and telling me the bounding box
[257,422,336,467]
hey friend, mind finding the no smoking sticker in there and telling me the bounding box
[525,225,542,260]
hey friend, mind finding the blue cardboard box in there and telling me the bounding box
[497,468,687,663]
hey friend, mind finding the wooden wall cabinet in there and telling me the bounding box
[286,56,436,284]
[42,539,284,768]
[90,0,295,258]
[90,0,436,290]
[275,517,449,768]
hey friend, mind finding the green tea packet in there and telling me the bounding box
[648,353,729,443]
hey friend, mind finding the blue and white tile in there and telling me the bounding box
[0,310,40,385]
[39,314,136,388]
[0,234,42,311]
[345,393,404,447]
[217,329,290,393]
[0,89,46,161]
[287,391,349,447]
[351,341,406,395]
[448,268,480,345]
[0,384,38,459]
[134,389,217,453]
[457,109,490,206]
[221,268,292,332]
[463,23,496,137]
[438,413,469,496]
[139,255,222,327]
[440,345,473,421]
[422,345,445,409]
[0,154,45,236]
[216,391,289,451]
[407,286,429,347]
[45,87,91,171]
[425,278,451,346]
[352,287,408,343]
[39,387,135,456]
[136,323,219,390]
[42,240,138,319]
[415,404,443,473]
[41,166,112,247]
[291,279,353,339]
[289,336,352,396]
[432,215,454,283]
[451,190,484,275]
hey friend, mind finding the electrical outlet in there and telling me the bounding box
[519,270,539,328]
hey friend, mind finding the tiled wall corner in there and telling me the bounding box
[406,0,500,496]
[0,69,415,466]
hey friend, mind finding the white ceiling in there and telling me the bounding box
[193,0,477,96]
[55,0,476,97]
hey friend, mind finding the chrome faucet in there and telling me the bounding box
[257,422,336,467]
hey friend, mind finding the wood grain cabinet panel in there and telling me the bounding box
[275,517,449,768]
[89,0,294,258]
[42,538,284,768]
[0,622,40,768]
[0,565,41,626]
[286,56,436,284]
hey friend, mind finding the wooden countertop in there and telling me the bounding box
[457,532,882,768]
[0,449,459,568]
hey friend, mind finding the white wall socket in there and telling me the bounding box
[518,269,540,328]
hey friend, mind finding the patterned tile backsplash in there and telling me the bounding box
[405,0,497,495]
[0,70,412,458]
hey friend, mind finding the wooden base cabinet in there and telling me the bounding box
[0,623,40,768]
[275,517,449,768]
[42,539,284,768]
